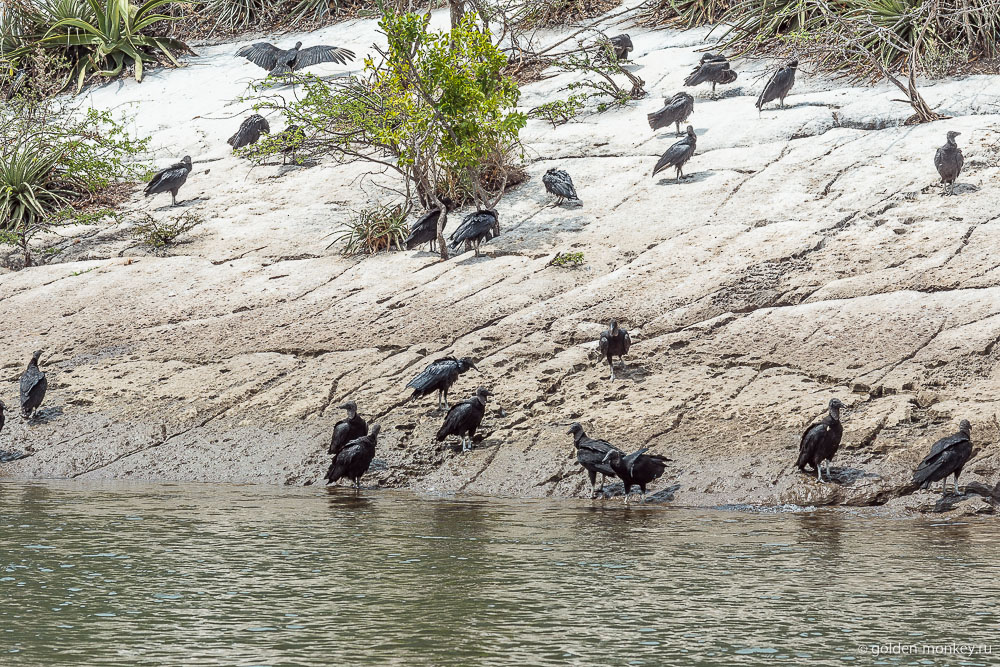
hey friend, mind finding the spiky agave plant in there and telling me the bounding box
[41,0,190,92]
[201,0,273,30]
[331,203,408,255]
[0,136,70,235]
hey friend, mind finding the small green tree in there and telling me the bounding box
[250,10,526,259]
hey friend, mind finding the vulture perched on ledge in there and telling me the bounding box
[797,398,845,482]
[935,131,964,196]
[756,60,798,112]
[144,156,192,207]
[407,357,478,411]
[437,387,492,453]
[542,168,582,206]
[598,320,631,382]
[20,350,47,420]
[684,53,737,95]
[228,114,271,151]
[648,92,694,136]
[913,420,973,496]
[652,126,697,180]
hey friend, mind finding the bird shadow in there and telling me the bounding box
[325,488,376,508]
[951,183,979,195]
[26,405,64,424]
[597,482,680,503]
[654,170,714,186]
[797,465,876,486]
[761,101,839,112]
[696,87,745,101]
[0,450,29,463]
[154,198,206,212]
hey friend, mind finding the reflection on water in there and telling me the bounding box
[2,481,998,665]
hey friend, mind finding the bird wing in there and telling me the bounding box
[652,138,693,176]
[450,212,494,246]
[330,420,352,454]
[19,368,42,402]
[406,358,454,391]
[437,401,474,440]
[228,115,270,149]
[622,331,631,355]
[934,147,945,171]
[926,432,969,459]
[236,42,282,71]
[544,171,577,199]
[145,164,188,193]
[294,45,356,69]
[913,439,971,485]
[598,330,610,357]
[684,61,729,86]
[624,447,650,475]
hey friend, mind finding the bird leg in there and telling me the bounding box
[825,460,832,480]
[816,464,823,482]
[954,473,961,495]
[608,359,616,381]
[171,190,179,207]
[675,121,681,136]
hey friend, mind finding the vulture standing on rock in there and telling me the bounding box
[325,425,380,489]
[648,92,694,136]
[542,168,582,206]
[228,114,271,150]
[406,198,453,251]
[329,401,368,455]
[756,60,798,112]
[913,420,973,496]
[568,423,623,498]
[0,399,5,435]
[236,41,355,76]
[20,350,47,420]
[436,387,492,453]
[935,131,964,196]
[598,320,631,382]
[609,34,633,61]
[276,125,306,164]
[602,448,670,504]
[797,398,845,482]
[684,53,738,95]
[407,357,478,411]
[653,125,697,180]
[449,209,499,256]
[144,156,192,207]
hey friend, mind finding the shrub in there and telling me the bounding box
[549,251,585,267]
[0,98,150,267]
[131,210,202,249]
[529,95,586,127]
[329,202,407,254]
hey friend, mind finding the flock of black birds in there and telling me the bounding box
[5,35,983,503]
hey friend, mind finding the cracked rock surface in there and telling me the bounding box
[3,8,1000,514]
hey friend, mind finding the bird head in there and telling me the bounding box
[476,387,492,401]
[369,424,381,439]
[567,422,584,437]
[946,131,961,143]
[959,419,972,434]
[440,196,454,211]
[294,41,303,49]
[686,125,696,138]
[829,398,845,410]
[460,357,479,372]
[339,401,357,415]
[31,350,43,364]
[181,156,192,168]
[609,319,619,333]
[787,59,799,68]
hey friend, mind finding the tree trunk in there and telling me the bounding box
[449,0,465,30]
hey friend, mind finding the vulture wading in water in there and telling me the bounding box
[648,92,694,136]
[652,125,697,180]
[599,320,631,381]
[568,423,623,498]
[329,401,368,455]
[684,53,737,96]
[609,34,633,61]
[756,59,798,113]
[406,197,453,252]
[144,156,192,207]
[407,357,478,411]
[449,209,499,256]
[935,131,964,196]
[913,420,973,496]
[326,425,380,489]
[603,447,670,504]
[228,114,271,151]
[797,398,845,482]
[236,41,355,77]
[436,387,492,453]
[20,350,47,420]
[542,168,582,206]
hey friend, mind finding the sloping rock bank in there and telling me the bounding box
[3,10,1000,516]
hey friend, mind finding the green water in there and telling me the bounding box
[1,481,997,665]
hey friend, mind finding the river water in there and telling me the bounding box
[1,481,997,665]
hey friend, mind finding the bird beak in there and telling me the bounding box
[471,364,480,372]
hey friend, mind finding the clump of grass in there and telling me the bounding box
[131,211,202,249]
[549,251,585,267]
[520,0,623,28]
[330,203,408,255]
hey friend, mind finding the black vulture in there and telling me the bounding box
[406,197,453,252]
[598,320,631,381]
[652,125,697,180]
[609,34,633,61]
[684,53,737,95]
[568,423,623,498]
[935,131,964,196]
[228,114,271,151]
[20,350,47,420]
[436,387,492,453]
[328,401,368,455]
[0,399,5,435]
[913,420,973,496]
[648,92,694,136]
[602,447,670,504]
[325,424,380,488]
[144,156,192,207]
[236,41,355,76]
[407,356,478,411]
[756,59,798,112]
[449,209,499,256]
[275,125,306,165]
[796,398,845,482]
[542,168,582,206]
